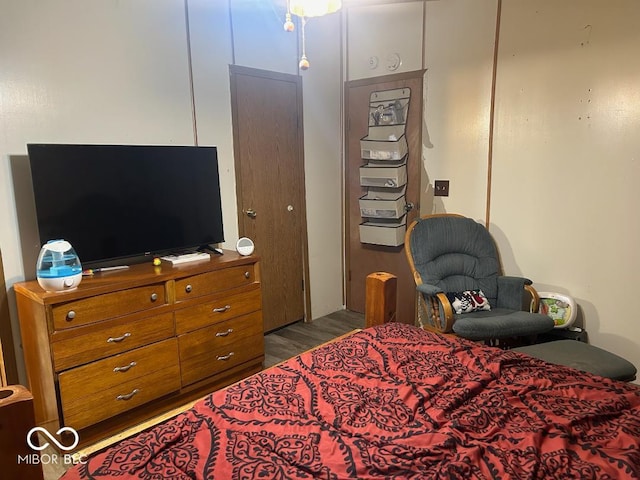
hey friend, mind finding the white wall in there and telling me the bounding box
[346,2,424,81]
[302,13,345,315]
[422,0,640,375]
[491,0,640,376]
[188,0,239,252]
[228,0,298,74]
[0,0,345,384]
[422,0,497,219]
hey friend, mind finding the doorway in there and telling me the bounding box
[230,65,310,332]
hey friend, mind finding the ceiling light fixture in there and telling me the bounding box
[284,0,342,70]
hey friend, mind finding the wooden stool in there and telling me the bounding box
[365,272,397,328]
[0,385,44,479]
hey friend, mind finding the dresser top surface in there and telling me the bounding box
[14,250,258,305]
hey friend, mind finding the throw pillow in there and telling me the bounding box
[446,290,491,314]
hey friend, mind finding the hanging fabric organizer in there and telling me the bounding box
[358,88,411,246]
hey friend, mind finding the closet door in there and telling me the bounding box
[345,71,424,324]
[230,66,309,332]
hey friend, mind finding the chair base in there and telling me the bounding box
[536,327,589,343]
[514,340,637,382]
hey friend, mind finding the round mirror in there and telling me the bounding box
[236,237,255,256]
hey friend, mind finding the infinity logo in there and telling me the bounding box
[27,426,80,451]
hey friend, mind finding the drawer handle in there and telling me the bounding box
[66,311,76,321]
[217,352,235,361]
[215,328,234,337]
[107,332,131,343]
[113,361,137,373]
[213,305,231,313]
[150,292,158,302]
[185,284,192,293]
[244,271,250,279]
[116,388,139,401]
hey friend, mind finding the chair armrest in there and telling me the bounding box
[497,276,536,311]
[416,283,443,295]
[434,292,455,332]
[499,275,532,286]
[524,284,540,313]
[416,284,455,333]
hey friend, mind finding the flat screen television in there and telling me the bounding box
[27,143,225,268]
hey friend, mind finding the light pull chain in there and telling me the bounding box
[284,0,295,32]
[299,16,309,70]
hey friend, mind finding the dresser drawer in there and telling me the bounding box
[179,311,263,386]
[51,313,175,371]
[52,284,167,330]
[174,264,256,301]
[175,284,261,334]
[59,344,181,431]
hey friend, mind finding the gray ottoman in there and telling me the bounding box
[514,340,637,382]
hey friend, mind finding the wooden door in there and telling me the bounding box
[230,66,309,332]
[345,71,425,324]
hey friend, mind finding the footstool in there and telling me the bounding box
[514,340,637,382]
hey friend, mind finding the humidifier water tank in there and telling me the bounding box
[36,240,83,292]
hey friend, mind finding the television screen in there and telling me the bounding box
[27,143,225,268]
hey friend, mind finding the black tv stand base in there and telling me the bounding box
[198,245,224,255]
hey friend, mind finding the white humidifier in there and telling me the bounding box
[36,240,83,292]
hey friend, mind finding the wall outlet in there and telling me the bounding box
[434,180,449,196]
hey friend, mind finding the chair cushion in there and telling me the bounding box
[446,290,491,314]
[514,340,637,381]
[410,216,501,304]
[452,309,555,340]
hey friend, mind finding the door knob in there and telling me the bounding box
[287,205,294,212]
[244,209,257,218]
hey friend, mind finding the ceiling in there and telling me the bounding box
[344,0,425,5]
[271,0,426,9]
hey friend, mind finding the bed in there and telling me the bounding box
[61,321,640,479]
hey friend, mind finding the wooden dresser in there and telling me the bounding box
[14,251,263,446]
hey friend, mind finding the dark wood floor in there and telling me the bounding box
[264,309,365,368]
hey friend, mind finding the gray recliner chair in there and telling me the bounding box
[405,213,555,342]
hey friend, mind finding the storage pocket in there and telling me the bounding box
[359,186,407,219]
[359,161,407,188]
[361,132,408,161]
[359,217,407,247]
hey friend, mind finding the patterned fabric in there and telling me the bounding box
[446,289,491,314]
[62,323,640,480]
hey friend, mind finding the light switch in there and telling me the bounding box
[434,180,449,197]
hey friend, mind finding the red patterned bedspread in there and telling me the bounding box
[62,323,640,479]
